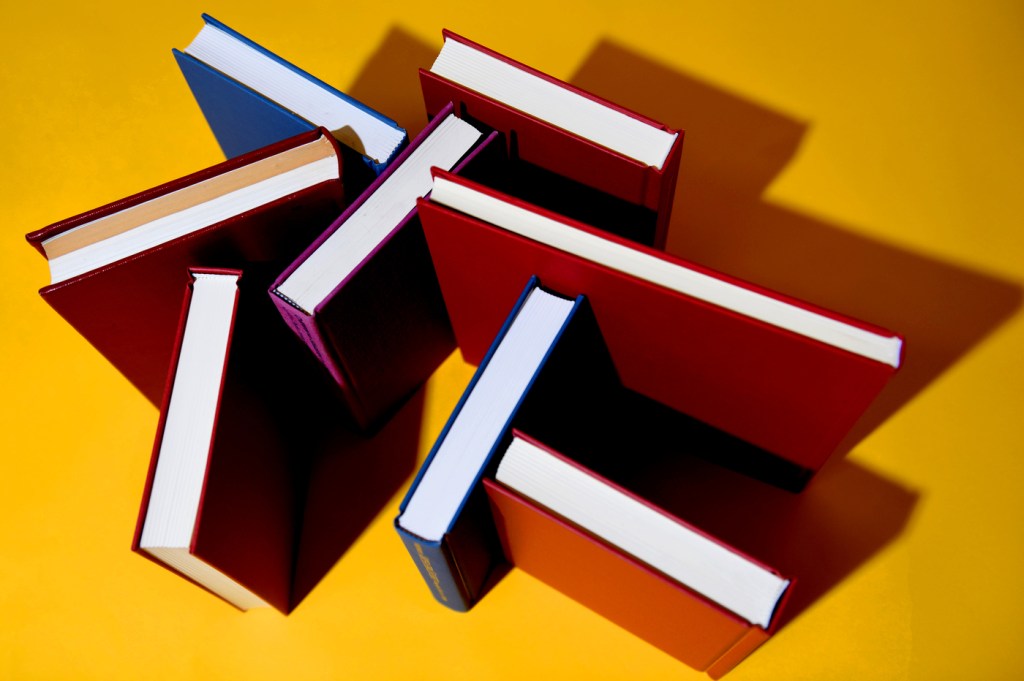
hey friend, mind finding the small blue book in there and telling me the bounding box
[175,14,407,175]
[394,277,621,611]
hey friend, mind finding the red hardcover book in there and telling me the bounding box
[418,171,904,479]
[485,431,793,678]
[485,483,783,678]
[132,270,297,611]
[420,30,683,249]
[132,269,419,612]
[25,128,347,406]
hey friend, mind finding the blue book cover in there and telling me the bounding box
[177,15,407,175]
[394,277,615,611]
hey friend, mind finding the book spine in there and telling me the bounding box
[395,524,472,612]
[367,135,409,175]
[651,131,684,251]
[269,289,367,426]
[706,626,771,679]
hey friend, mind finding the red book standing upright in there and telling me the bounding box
[485,431,794,679]
[132,269,297,611]
[419,170,904,482]
[25,128,347,406]
[420,30,683,249]
[133,268,418,611]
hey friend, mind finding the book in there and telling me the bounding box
[176,14,407,175]
[418,170,905,483]
[420,30,683,248]
[395,277,618,611]
[133,269,292,611]
[133,269,419,612]
[486,432,792,677]
[270,105,498,428]
[25,128,347,406]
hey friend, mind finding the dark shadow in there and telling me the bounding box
[283,30,441,608]
[343,27,438,139]
[226,271,424,614]
[570,41,1021,455]
[598,419,918,630]
[546,384,918,631]
[290,385,423,608]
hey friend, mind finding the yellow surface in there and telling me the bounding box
[2,2,1022,679]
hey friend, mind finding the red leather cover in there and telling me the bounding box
[418,172,903,473]
[484,477,774,674]
[26,129,347,405]
[421,30,683,249]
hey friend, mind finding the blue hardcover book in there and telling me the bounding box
[175,14,407,175]
[394,277,619,611]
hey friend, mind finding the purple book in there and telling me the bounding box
[271,103,498,429]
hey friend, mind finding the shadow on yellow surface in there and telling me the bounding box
[345,27,438,140]
[336,31,938,639]
[570,40,1021,457]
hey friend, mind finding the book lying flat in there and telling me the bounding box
[25,128,347,406]
[176,14,407,174]
[271,105,497,428]
[421,30,683,249]
[134,269,417,611]
[395,277,616,611]
[486,433,792,677]
[418,171,904,480]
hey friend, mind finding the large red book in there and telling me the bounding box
[418,171,904,482]
[133,269,416,611]
[420,30,683,249]
[270,104,499,428]
[25,128,348,406]
[485,432,793,678]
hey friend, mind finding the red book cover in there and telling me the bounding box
[485,479,775,677]
[484,430,792,677]
[25,128,347,406]
[132,269,420,612]
[131,269,297,612]
[420,30,683,249]
[418,171,903,475]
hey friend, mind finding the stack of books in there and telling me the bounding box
[26,14,903,678]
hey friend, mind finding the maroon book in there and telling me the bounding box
[420,30,683,249]
[131,269,296,611]
[132,269,419,612]
[25,128,347,405]
[270,105,498,429]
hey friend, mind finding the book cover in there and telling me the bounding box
[270,105,498,429]
[418,171,904,480]
[132,269,300,612]
[420,30,683,249]
[25,128,347,407]
[177,14,407,174]
[485,468,789,678]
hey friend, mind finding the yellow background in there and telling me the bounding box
[3,2,1023,679]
